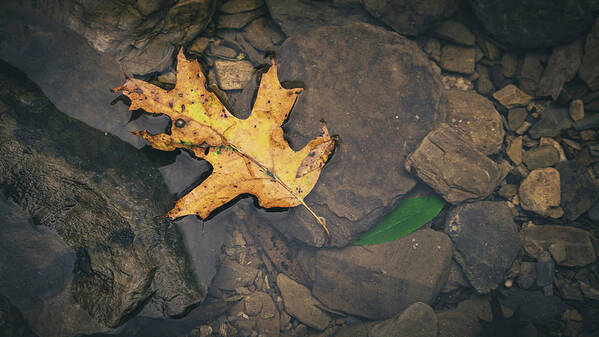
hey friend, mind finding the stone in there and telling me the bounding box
[589,200,599,221]
[569,99,585,121]
[244,294,265,316]
[157,71,177,85]
[580,129,597,140]
[423,37,441,63]
[476,64,494,95]
[190,37,210,54]
[523,146,560,170]
[520,225,596,267]
[440,45,476,74]
[580,282,599,300]
[498,184,518,199]
[506,136,523,165]
[242,17,285,52]
[219,0,264,13]
[208,43,238,58]
[498,288,566,326]
[362,0,458,36]
[229,291,280,336]
[493,85,532,108]
[537,40,583,100]
[217,7,268,29]
[501,53,518,78]
[311,229,452,319]
[276,274,331,330]
[518,261,536,289]
[555,277,584,301]
[269,23,447,247]
[528,105,572,139]
[519,168,563,217]
[481,39,501,60]
[549,242,567,264]
[515,121,533,135]
[535,252,554,287]
[556,160,599,220]
[433,20,475,46]
[212,259,259,290]
[508,108,527,131]
[579,17,599,91]
[437,297,492,337]
[214,60,254,90]
[517,53,545,94]
[446,89,504,154]
[368,302,438,337]
[405,124,510,204]
[441,260,470,292]
[539,137,567,162]
[468,0,595,48]
[0,295,37,337]
[445,201,521,293]
[266,0,375,37]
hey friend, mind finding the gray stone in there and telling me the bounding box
[468,0,595,48]
[277,274,331,330]
[423,37,441,63]
[523,146,560,170]
[508,108,527,131]
[441,260,470,292]
[580,282,599,300]
[266,0,375,36]
[268,23,447,247]
[519,168,563,218]
[589,200,599,221]
[434,20,475,46]
[437,297,492,337]
[405,124,509,204]
[535,252,554,287]
[528,104,572,139]
[0,295,38,337]
[537,39,584,100]
[498,288,566,326]
[368,302,437,337]
[493,85,532,109]
[242,17,285,52]
[518,262,536,289]
[579,17,599,91]
[520,225,596,267]
[445,201,521,293]
[219,0,264,13]
[440,45,476,74]
[517,53,545,94]
[217,7,268,29]
[212,259,259,290]
[445,89,504,155]
[555,277,584,301]
[556,160,599,220]
[311,229,452,319]
[362,0,458,36]
[214,60,254,90]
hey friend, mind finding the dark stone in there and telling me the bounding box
[0,295,38,337]
[268,23,447,247]
[517,53,545,95]
[535,252,554,288]
[368,302,437,337]
[579,17,599,91]
[508,108,527,131]
[212,259,259,291]
[537,39,584,100]
[520,225,596,267]
[589,200,599,221]
[437,297,491,337]
[556,160,599,220]
[468,0,595,48]
[522,146,560,170]
[528,104,572,139]
[498,288,566,326]
[445,201,521,293]
[362,0,458,36]
[311,229,452,319]
[405,124,509,204]
[518,261,536,289]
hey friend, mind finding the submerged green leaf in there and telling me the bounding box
[353,196,445,246]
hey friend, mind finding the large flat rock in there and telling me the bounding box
[266,23,447,247]
[311,229,452,319]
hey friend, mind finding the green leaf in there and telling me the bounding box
[353,196,445,246]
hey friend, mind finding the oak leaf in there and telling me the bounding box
[112,50,335,233]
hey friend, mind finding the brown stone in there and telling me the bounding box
[518,168,563,218]
[508,107,527,131]
[506,136,523,165]
[569,99,584,121]
[523,145,560,170]
[520,225,596,267]
[214,60,254,90]
[493,84,532,108]
[440,45,475,74]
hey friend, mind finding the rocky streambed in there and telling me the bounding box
[1,0,599,337]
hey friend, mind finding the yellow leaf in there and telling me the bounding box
[112,50,335,234]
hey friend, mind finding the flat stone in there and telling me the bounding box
[517,53,545,94]
[437,297,492,337]
[493,85,532,109]
[549,242,568,264]
[589,200,599,221]
[556,160,599,220]
[537,39,583,100]
[519,168,563,217]
[580,282,599,300]
[579,17,599,91]
[445,89,504,155]
[520,225,596,267]
[475,64,494,95]
[189,37,210,54]
[535,252,554,287]
[212,259,259,290]
[368,302,438,337]
[555,277,584,301]
[498,184,518,199]
[311,229,452,319]
[528,104,572,139]
[422,37,441,63]
[242,17,285,52]
[445,201,521,293]
[440,45,475,74]
[523,145,560,170]
[268,23,447,247]
[506,136,523,165]
[433,20,475,46]
[518,261,536,289]
[569,99,585,121]
[244,293,265,316]
[508,108,527,131]
[498,288,566,326]
[214,60,254,90]
[441,260,470,292]
[219,0,264,13]
[277,274,331,330]
[362,0,458,36]
[405,124,510,204]
[539,137,567,162]
[217,7,268,29]
[501,53,518,78]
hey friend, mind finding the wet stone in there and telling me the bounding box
[523,145,560,170]
[518,261,536,289]
[518,168,563,218]
[579,17,599,91]
[535,252,554,287]
[556,160,599,220]
[433,20,475,46]
[493,85,532,109]
[277,274,331,330]
[219,0,264,14]
[369,302,438,337]
[501,53,518,78]
[212,259,259,290]
[508,108,527,131]
[517,53,545,94]
[242,17,285,52]
[217,7,268,29]
[498,184,518,199]
[475,64,494,95]
[506,136,523,165]
[440,45,475,74]
[214,60,254,90]
[423,37,441,63]
[520,225,596,267]
[244,294,264,316]
[537,39,583,100]
[528,104,572,139]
